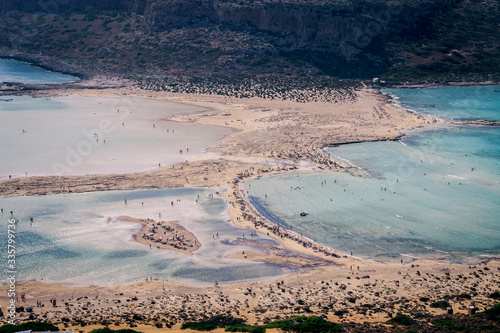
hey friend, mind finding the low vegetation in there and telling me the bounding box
[387,313,416,326]
[225,325,265,333]
[263,316,343,332]
[432,318,468,331]
[430,300,451,309]
[181,315,246,331]
[181,316,342,333]
[88,328,141,333]
[0,322,59,333]
[479,302,500,322]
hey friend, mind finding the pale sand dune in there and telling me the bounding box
[0,86,496,329]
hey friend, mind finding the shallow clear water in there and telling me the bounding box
[0,58,78,84]
[383,85,500,121]
[246,86,500,263]
[0,95,232,177]
[0,188,293,286]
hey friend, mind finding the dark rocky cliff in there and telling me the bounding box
[1,0,497,84]
[0,0,452,77]
[145,0,443,57]
[0,0,145,14]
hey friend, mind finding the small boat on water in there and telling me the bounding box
[300,211,308,216]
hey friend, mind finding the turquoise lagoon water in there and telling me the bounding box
[0,95,232,177]
[384,85,500,121]
[0,188,294,286]
[246,86,500,263]
[0,58,78,84]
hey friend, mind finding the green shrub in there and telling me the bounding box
[432,318,468,331]
[181,322,218,331]
[89,328,141,333]
[132,314,143,321]
[479,324,497,330]
[430,300,450,309]
[334,310,348,316]
[480,303,500,322]
[263,316,342,332]
[181,315,246,331]
[225,325,265,333]
[387,313,416,326]
[489,291,500,299]
[0,322,59,333]
[412,312,431,319]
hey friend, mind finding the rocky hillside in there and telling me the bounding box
[0,0,498,90]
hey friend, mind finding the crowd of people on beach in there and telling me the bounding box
[140,219,196,251]
[268,147,342,171]
[137,77,358,104]
[231,167,341,259]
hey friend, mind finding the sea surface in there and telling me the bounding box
[0,95,232,177]
[0,188,294,286]
[0,58,78,84]
[384,85,500,121]
[246,85,500,263]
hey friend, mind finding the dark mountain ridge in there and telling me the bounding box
[0,0,498,89]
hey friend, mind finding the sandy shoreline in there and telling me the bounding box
[1,84,498,329]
